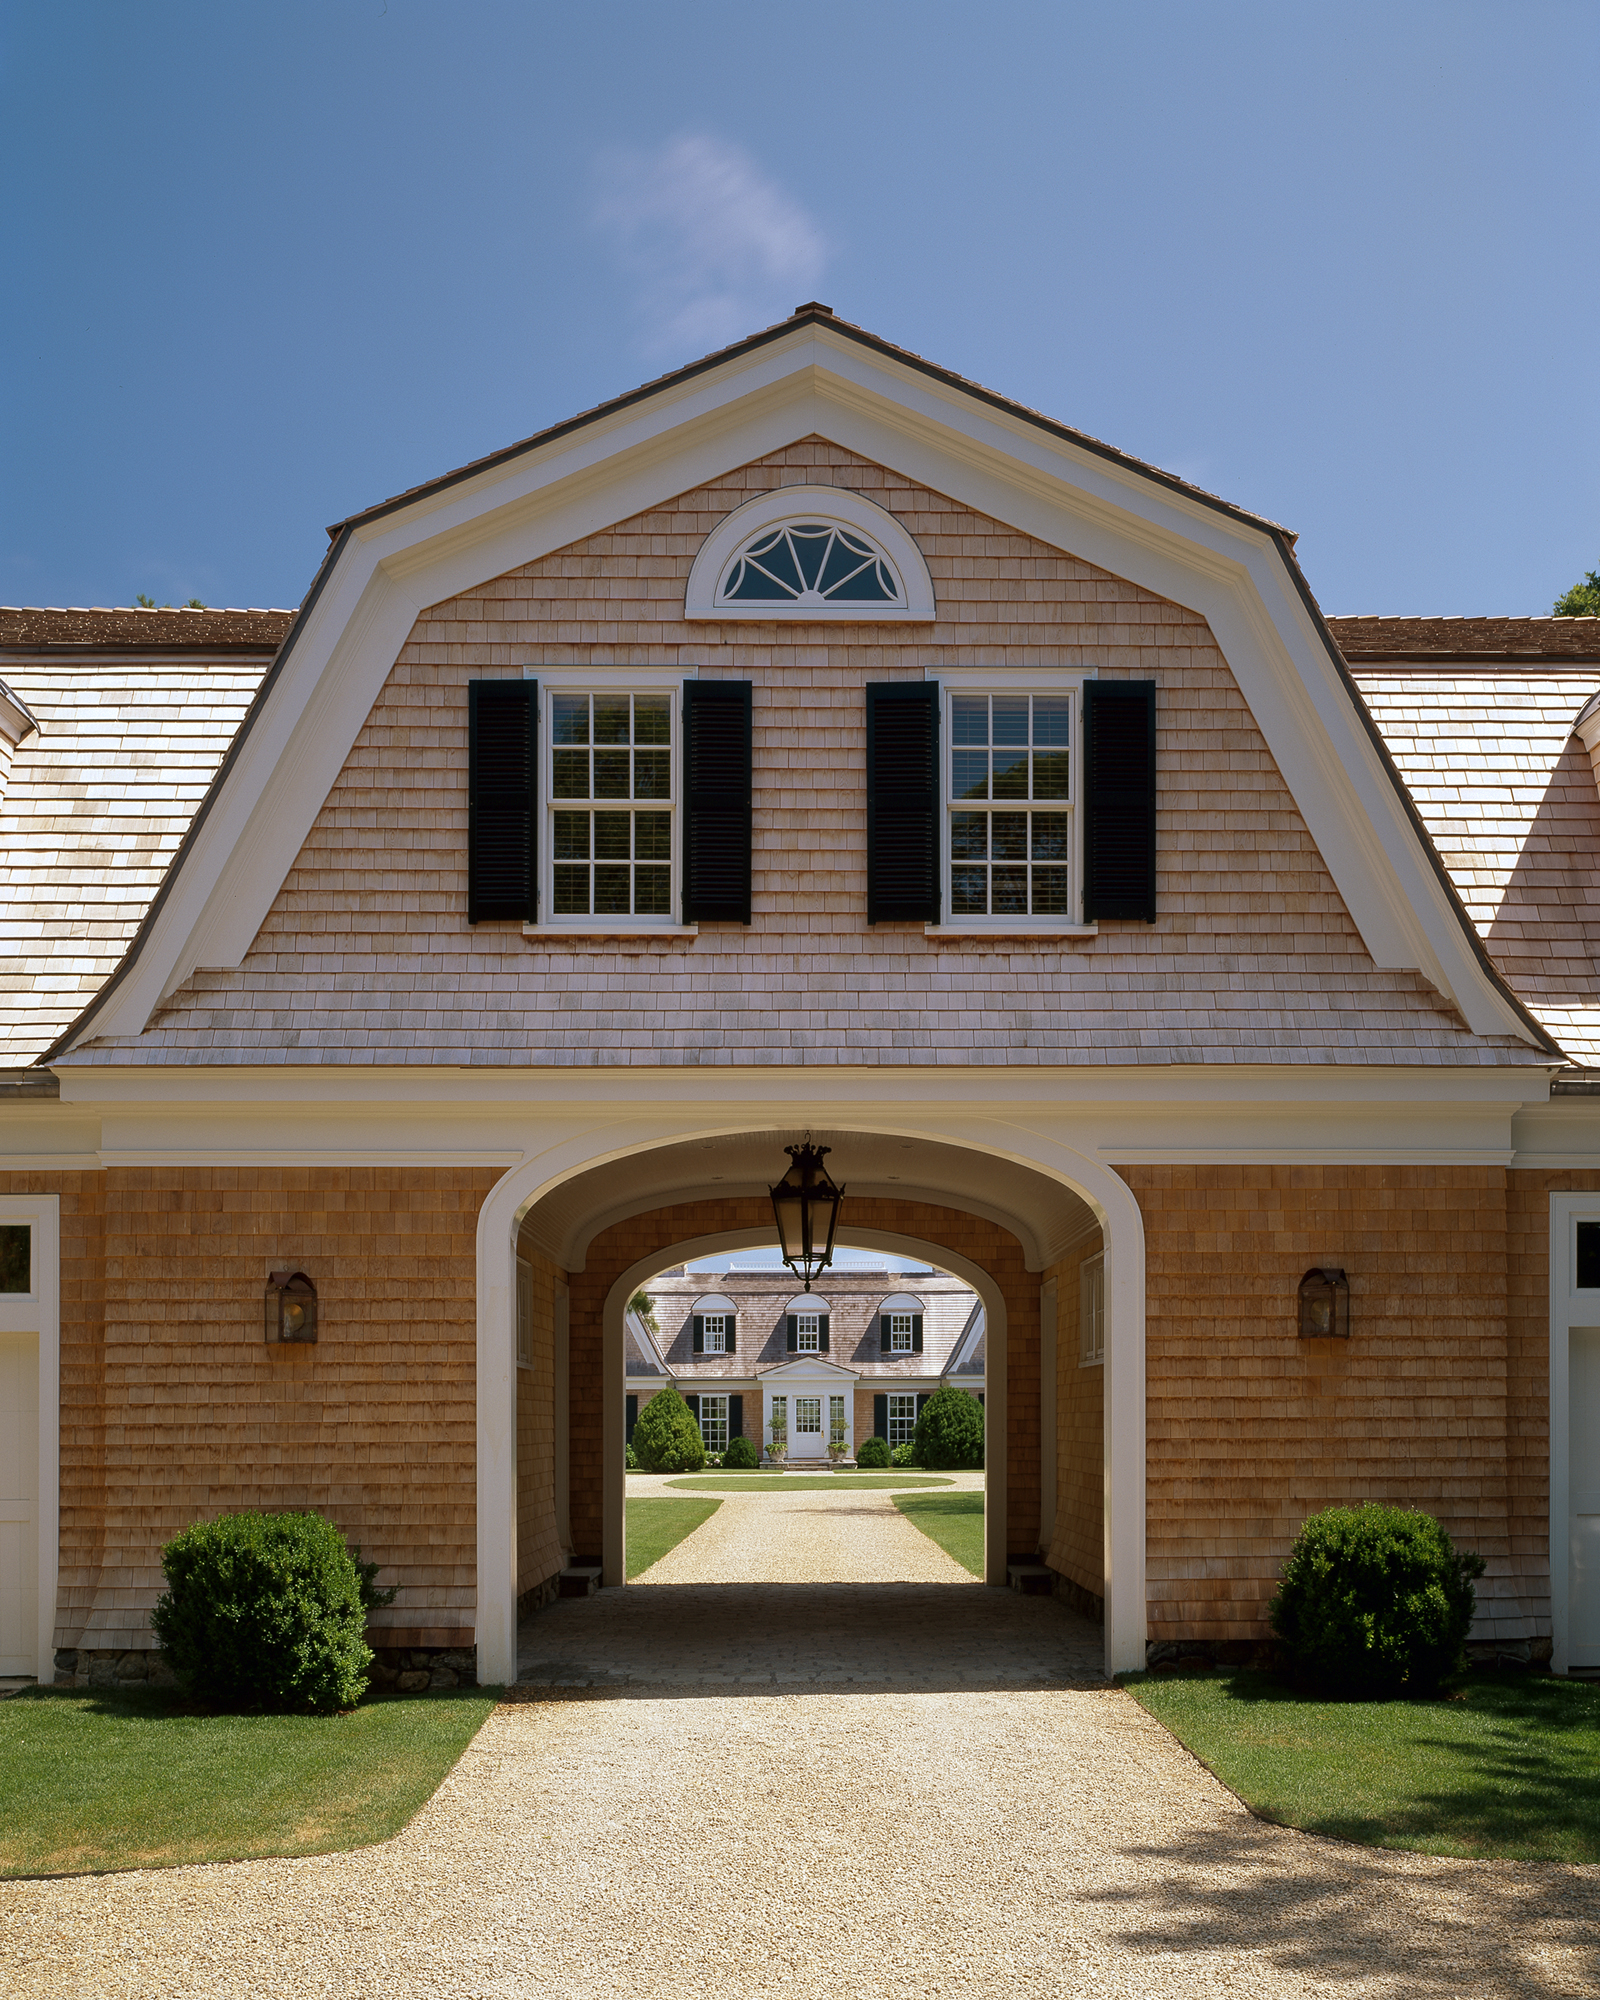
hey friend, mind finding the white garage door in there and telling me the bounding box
[1573,1328,1600,1671]
[0,1331,38,1676]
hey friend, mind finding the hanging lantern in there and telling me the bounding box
[769,1140,845,1291]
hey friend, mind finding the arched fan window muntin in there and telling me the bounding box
[718,521,901,608]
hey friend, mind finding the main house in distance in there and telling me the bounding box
[625,1264,986,1462]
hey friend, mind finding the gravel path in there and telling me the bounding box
[633,1482,972,1585]
[4,1481,1597,2000]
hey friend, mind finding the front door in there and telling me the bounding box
[792,1395,824,1460]
[1572,1328,1600,1669]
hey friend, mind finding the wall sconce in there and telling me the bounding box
[1298,1267,1349,1339]
[265,1270,318,1343]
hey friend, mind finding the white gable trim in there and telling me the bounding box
[762,1356,861,1382]
[59,320,1537,1051]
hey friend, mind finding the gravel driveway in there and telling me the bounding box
[4,1480,1597,2000]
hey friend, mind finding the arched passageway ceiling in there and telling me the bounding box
[520,1126,1100,1273]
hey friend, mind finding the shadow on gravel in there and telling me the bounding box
[515,1580,1109,1694]
[1086,1822,1600,1997]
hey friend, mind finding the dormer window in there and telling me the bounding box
[887,1311,914,1353]
[702,1312,727,1354]
[721,522,900,607]
[796,1310,822,1352]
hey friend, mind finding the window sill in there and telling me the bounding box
[522,924,699,941]
[925,924,1098,940]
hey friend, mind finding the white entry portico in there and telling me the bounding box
[764,1356,858,1462]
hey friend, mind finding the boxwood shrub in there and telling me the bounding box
[630,1385,707,1473]
[722,1434,759,1469]
[1268,1503,1485,1697]
[912,1384,985,1470]
[855,1434,891,1469]
[151,1510,379,1713]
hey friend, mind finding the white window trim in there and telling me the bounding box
[0,1195,59,1683]
[1080,1251,1105,1368]
[926,668,1096,936]
[698,1392,731,1453]
[522,668,693,936]
[1549,1194,1600,1674]
[685,485,935,622]
[701,1312,728,1354]
[516,1256,533,1369]
[887,1392,919,1448]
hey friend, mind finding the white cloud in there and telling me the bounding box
[593,134,827,359]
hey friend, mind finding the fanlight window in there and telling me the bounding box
[719,522,900,607]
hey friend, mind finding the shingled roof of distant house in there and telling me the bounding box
[0,606,294,653]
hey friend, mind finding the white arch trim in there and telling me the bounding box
[475,1119,1146,1685]
[683,485,936,621]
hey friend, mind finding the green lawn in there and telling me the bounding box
[626,1495,721,1577]
[0,1685,495,1878]
[893,1490,985,1576]
[667,1473,954,1493]
[1126,1668,1600,1862]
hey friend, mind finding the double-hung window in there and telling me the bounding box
[887,1312,914,1353]
[698,1394,730,1454]
[887,1393,919,1448]
[1080,1253,1105,1367]
[548,687,676,923]
[796,1311,821,1353]
[701,1312,727,1355]
[945,686,1080,925]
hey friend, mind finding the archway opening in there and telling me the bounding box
[483,1123,1143,1683]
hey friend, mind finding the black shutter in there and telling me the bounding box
[724,1316,736,1356]
[729,1394,743,1439]
[916,1393,930,1418]
[873,1394,889,1440]
[817,1314,829,1354]
[879,1314,891,1354]
[468,680,537,923]
[683,680,752,923]
[692,1315,704,1354]
[1082,680,1156,922]
[866,682,939,922]
[685,1394,700,1422]
[912,1313,924,1355]
[787,1314,798,1352]
[625,1394,638,1443]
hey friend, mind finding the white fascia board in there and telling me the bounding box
[1511,1100,1600,1170]
[62,321,1532,1045]
[51,1061,1552,1111]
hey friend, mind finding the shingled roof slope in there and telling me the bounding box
[0,608,294,653]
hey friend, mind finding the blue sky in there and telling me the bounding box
[3,1,1595,616]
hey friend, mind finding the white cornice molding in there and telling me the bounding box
[61,322,1540,1048]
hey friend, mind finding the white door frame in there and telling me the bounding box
[1550,1192,1600,1675]
[0,1194,59,1683]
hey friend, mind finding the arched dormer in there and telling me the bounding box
[876,1293,924,1356]
[783,1292,831,1355]
[690,1293,737,1356]
[684,486,935,622]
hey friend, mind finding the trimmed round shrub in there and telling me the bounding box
[912,1385,986,1470]
[1268,1503,1485,1698]
[630,1385,707,1473]
[722,1434,759,1469]
[855,1435,891,1469]
[151,1511,374,1713]
[889,1441,919,1468]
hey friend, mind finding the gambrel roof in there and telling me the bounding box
[2,315,1595,1073]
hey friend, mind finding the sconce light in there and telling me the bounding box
[1298,1267,1349,1339]
[265,1270,318,1343]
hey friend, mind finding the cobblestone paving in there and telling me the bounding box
[4,1485,1596,2000]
